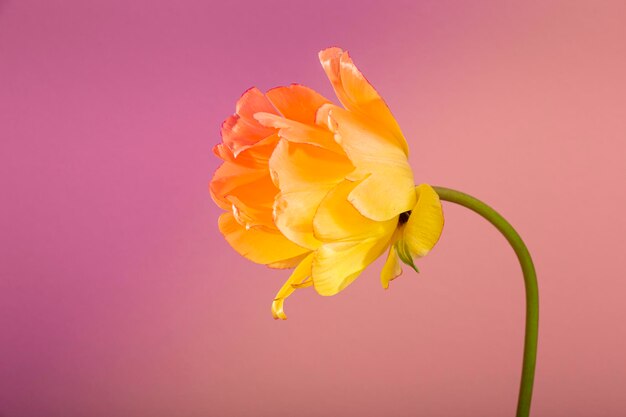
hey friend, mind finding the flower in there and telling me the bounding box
[210,47,444,319]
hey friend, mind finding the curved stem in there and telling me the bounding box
[432,186,539,417]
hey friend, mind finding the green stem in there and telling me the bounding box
[432,186,539,417]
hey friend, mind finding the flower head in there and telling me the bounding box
[211,47,444,319]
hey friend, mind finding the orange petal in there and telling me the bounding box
[318,48,409,155]
[226,195,275,230]
[254,112,345,154]
[215,133,279,168]
[213,142,235,163]
[218,212,309,266]
[209,161,266,211]
[266,84,331,124]
[211,132,282,229]
[221,87,279,156]
[235,87,279,119]
[210,134,279,198]
[226,172,276,211]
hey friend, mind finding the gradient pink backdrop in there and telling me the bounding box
[1,1,625,416]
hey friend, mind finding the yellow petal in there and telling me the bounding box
[218,212,309,266]
[272,253,315,320]
[402,184,445,258]
[310,180,396,296]
[318,47,409,155]
[319,104,416,222]
[267,252,310,269]
[380,245,402,289]
[272,191,328,249]
[269,139,353,249]
[313,179,396,242]
[312,237,393,296]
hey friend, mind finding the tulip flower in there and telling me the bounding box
[211,48,444,319]
[210,48,539,417]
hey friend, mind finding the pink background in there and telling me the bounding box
[1,1,625,416]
